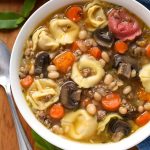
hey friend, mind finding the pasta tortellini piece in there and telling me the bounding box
[49,18,79,45]
[97,113,122,135]
[84,0,107,31]
[32,27,59,51]
[139,64,150,92]
[71,55,105,88]
[26,79,60,110]
[61,109,97,140]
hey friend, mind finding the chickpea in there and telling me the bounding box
[86,104,97,115]
[119,107,127,115]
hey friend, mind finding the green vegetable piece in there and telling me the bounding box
[20,0,36,18]
[0,12,24,29]
[32,130,62,150]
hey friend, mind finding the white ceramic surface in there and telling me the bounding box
[10,0,150,150]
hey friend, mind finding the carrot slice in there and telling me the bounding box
[114,40,128,54]
[88,47,102,59]
[71,41,80,52]
[20,75,33,88]
[50,103,65,119]
[146,44,150,58]
[53,51,75,73]
[135,111,150,126]
[66,6,83,22]
[102,93,121,111]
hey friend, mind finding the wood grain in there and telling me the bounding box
[0,1,137,150]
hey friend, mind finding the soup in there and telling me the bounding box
[19,0,150,143]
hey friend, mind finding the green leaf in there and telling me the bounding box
[0,12,24,29]
[32,130,62,150]
[20,0,37,18]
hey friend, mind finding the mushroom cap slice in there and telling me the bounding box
[61,109,97,140]
[26,79,60,110]
[49,18,79,45]
[139,64,150,92]
[84,1,107,31]
[71,55,105,88]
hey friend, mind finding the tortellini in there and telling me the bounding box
[61,109,97,140]
[139,64,150,92]
[49,18,79,45]
[26,79,60,110]
[97,113,122,135]
[71,55,105,88]
[32,27,59,51]
[84,0,108,31]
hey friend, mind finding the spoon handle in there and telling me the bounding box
[4,84,32,150]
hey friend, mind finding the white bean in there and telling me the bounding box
[119,107,127,115]
[47,65,57,72]
[78,30,88,40]
[86,104,96,115]
[104,74,113,85]
[112,85,118,91]
[94,92,101,101]
[108,81,116,89]
[99,59,106,67]
[144,102,150,111]
[131,69,136,78]
[138,106,144,113]
[123,86,132,95]
[101,51,110,63]
[48,71,59,79]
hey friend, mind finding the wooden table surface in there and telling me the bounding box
[0,1,138,150]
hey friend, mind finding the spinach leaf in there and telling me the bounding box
[32,130,62,150]
[20,0,37,18]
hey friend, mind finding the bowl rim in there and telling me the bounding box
[10,0,150,150]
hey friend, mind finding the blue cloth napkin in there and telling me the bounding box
[136,1,150,150]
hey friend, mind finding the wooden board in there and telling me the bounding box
[0,1,137,150]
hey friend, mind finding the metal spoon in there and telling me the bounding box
[0,40,32,150]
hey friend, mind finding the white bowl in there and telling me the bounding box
[10,0,150,149]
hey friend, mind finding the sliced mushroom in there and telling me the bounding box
[60,81,81,109]
[113,54,139,78]
[93,27,114,48]
[61,109,97,140]
[108,119,131,142]
[97,113,122,134]
[71,55,105,88]
[129,44,145,58]
[49,18,79,45]
[34,52,50,77]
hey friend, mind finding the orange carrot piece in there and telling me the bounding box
[146,44,150,58]
[71,41,80,52]
[66,6,83,22]
[20,75,33,88]
[135,111,150,126]
[102,93,121,111]
[53,51,75,73]
[49,103,65,119]
[114,40,128,54]
[88,47,102,59]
